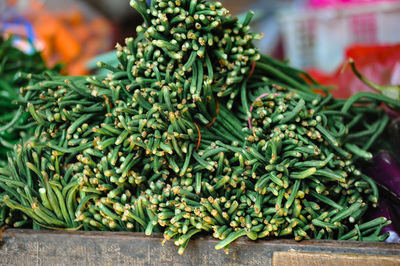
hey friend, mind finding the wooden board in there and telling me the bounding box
[0,229,399,266]
[273,251,400,266]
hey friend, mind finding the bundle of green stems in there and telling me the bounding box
[2,0,399,253]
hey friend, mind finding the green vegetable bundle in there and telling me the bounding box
[0,36,50,163]
[1,0,399,252]
[0,36,58,228]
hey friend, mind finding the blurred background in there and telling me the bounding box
[1,0,400,97]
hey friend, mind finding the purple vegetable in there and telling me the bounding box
[366,195,400,243]
[366,150,400,242]
[367,150,400,200]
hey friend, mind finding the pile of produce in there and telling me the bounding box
[1,0,400,251]
[0,36,58,228]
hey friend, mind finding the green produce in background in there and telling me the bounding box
[0,36,59,228]
[0,36,47,163]
[1,0,399,253]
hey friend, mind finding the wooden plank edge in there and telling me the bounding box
[273,251,400,266]
[3,228,400,251]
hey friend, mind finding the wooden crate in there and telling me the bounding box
[1,229,400,265]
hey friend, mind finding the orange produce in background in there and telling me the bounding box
[26,0,113,75]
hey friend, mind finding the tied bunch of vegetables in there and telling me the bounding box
[1,0,400,252]
[0,36,58,229]
[0,0,259,233]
